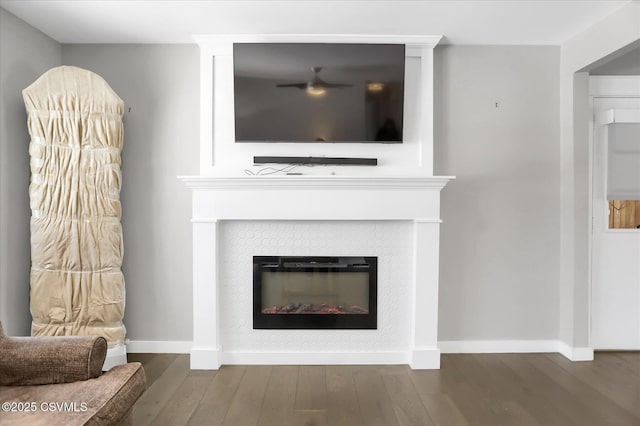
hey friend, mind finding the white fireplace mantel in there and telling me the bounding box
[179,175,453,370]
[181,175,452,220]
[182,33,452,370]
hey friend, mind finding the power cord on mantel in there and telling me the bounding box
[243,163,316,176]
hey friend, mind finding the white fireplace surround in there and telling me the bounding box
[180,34,453,370]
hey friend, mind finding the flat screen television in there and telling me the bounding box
[233,43,405,143]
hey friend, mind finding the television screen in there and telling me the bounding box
[233,43,405,143]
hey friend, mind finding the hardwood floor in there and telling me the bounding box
[127,352,640,426]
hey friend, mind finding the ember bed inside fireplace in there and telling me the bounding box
[253,256,377,329]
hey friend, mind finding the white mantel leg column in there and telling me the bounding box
[191,219,221,369]
[410,219,441,369]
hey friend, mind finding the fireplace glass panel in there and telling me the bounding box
[262,271,369,314]
[253,256,377,329]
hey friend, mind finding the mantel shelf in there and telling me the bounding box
[179,175,453,222]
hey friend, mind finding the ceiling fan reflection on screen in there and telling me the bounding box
[276,67,352,97]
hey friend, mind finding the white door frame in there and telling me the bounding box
[588,75,640,349]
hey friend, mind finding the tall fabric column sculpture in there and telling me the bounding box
[23,66,127,369]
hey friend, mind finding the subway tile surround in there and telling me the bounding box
[180,34,453,369]
[222,223,409,349]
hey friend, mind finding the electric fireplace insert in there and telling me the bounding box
[253,256,377,329]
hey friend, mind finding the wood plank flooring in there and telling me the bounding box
[127,352,640,426]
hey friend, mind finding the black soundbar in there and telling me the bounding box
[253,156,377,166]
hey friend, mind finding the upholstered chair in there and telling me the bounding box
[0,322,145,425]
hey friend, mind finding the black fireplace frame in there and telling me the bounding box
[253,256,378,329]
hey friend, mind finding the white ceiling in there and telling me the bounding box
[0,0,631,45]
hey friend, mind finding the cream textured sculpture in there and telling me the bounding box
[23,66,126,353]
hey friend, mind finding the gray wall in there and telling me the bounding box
[61,45,199,342]
[1,16,563,344]
[435,45,561,341]
[0,8,61,335]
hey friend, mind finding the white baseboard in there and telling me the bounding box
[221,350,409,366]
[126,340,596,365]
[191,346,222,370]
[410,347,441,369]
[126,341,407,365]
[103,344,127,371]
[438,339,560,354]
[557,341,594,361]
[127,340,191,354]
[439,339,594,362]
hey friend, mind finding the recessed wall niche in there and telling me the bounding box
[194,34,441,176]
